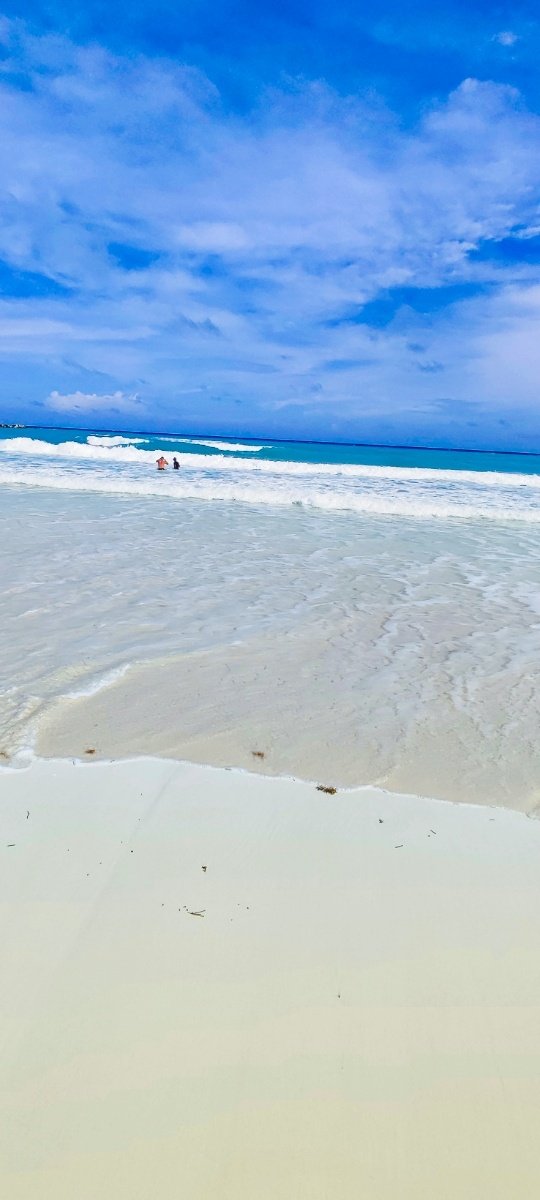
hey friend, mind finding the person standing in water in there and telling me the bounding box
[173,457,180,470]
[156,456,168,471]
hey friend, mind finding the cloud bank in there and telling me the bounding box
[46,390,144,415]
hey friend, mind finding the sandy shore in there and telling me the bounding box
[2,757,540,1198]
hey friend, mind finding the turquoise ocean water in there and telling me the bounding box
[3,423,540,473]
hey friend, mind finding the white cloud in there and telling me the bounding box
[175,223,250,252]
[494,31,519,47]
[46,389,144,414]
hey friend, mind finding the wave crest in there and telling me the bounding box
[180,439,267,452]
[87,435,147,447]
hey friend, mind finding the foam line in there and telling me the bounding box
[2,462,540,520]
[180,439,267,452]
[87,435,147,446]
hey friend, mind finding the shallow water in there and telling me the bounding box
[3,472,540,808]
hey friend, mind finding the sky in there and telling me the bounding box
[1,2,540,447]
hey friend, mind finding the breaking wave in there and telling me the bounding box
[179,439,268,452]
[87,434,147,447]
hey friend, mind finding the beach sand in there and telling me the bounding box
[2,756,540,1198]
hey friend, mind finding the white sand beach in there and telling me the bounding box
[2,757,540,1198]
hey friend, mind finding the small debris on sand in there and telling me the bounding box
[394,844,404,849]
[7,843,15,848]
[0,750,9,760]
[84,748,96,756]
[185,908,206,917]
[251,750,265,760]
[26,810,30,820]
[378,818,384,824]
[317,785,337,795]
[202,865,207,872]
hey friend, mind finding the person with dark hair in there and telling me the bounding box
[173,457,180,470]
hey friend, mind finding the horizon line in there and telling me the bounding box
[4,421,540,459]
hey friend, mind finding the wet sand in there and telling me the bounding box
[2,757,540,1198]
[36,640,540,812]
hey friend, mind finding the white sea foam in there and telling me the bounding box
[181,439,267,452]
[64,662,132,700]
[2,436,153,462]
[1,461,540,521]
[87,435,147,446]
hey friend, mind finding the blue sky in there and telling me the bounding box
[1,3,540,447]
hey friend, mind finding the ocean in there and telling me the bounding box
[4,425,540,518]
[2,425,540,809]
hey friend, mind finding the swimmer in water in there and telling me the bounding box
[173,457,180,470]
[156,456,168,471]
